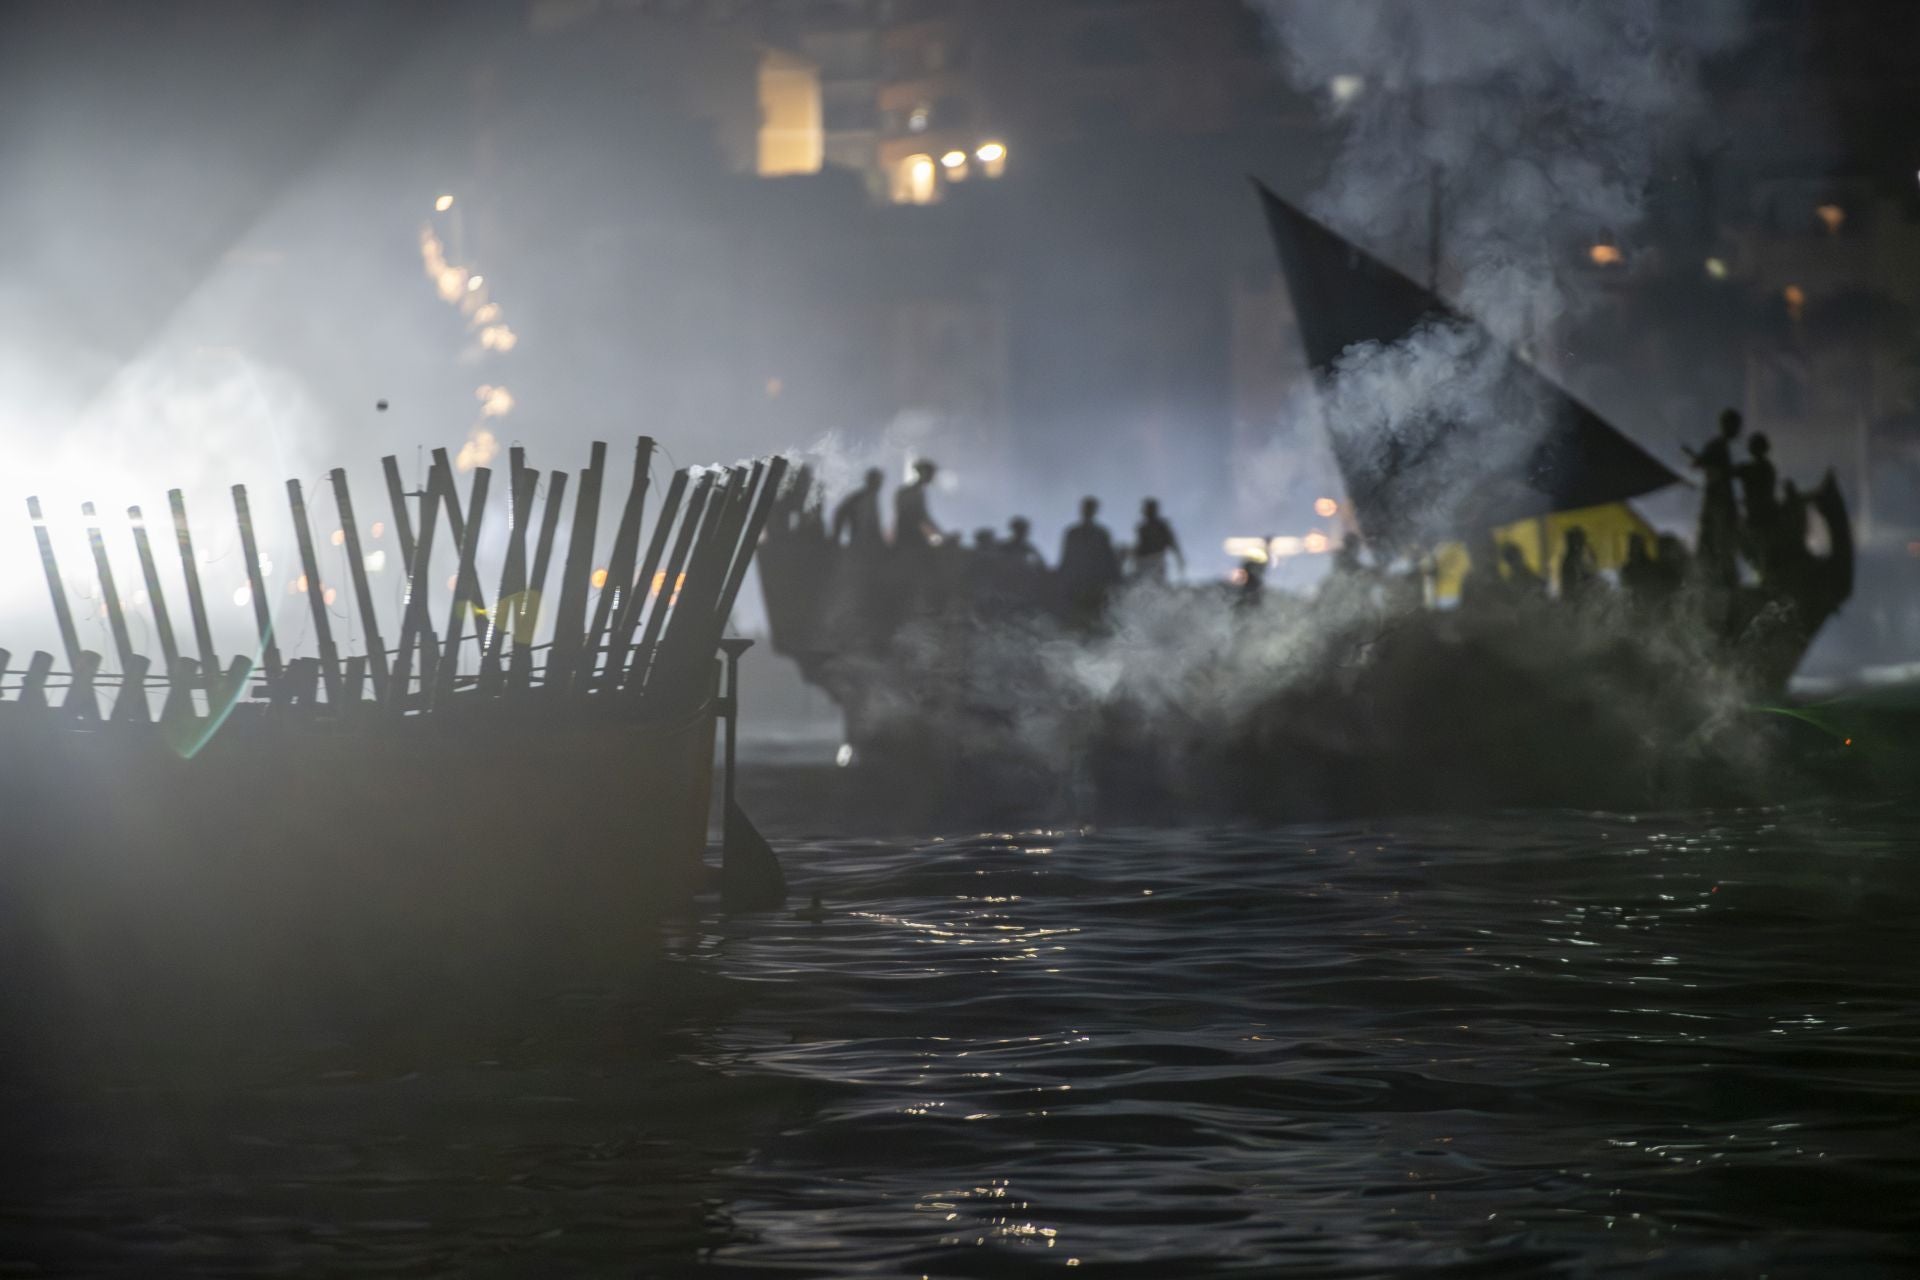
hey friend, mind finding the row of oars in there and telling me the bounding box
[12,439,787,727]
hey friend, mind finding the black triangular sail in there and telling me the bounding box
[1256,181,1682,546]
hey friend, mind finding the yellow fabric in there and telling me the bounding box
[1432,502,1658,600]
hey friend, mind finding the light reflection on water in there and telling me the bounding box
[6,804,1919,1275]
[708,807,1920,1275]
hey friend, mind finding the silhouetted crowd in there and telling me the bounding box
[772,460,1185,631]
[769,407,1837,647]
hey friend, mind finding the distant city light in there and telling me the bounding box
[591,567,609,590]
[370,520,385,539]
[908,104,930,133]
[1816,203,1845,234]
[365,549,387,573]
[1589,243,1623,266]
[835,743,854,768]
[1704,257,1728,280]
[1269,535,1304,559]
[479,324,517,352]
[1302,531,1332,554]
[904,153,938,204]
[322,587,337,607]
[232,584,251,608]
[1223,536,1269,564]
[941,150,967,169]
[434,194,454,212]
[330,528,345,547]
[1784,283,1806,319]
[1313,497,1339,518]
[976,141,1007,164]
[466,274,484,292]
[1329,74,1365,105]
[295,574,309,594]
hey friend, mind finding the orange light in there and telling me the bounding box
[1313,497,1339,518]
[1303,531,1331,554]
[1783,284,1806,320]
[1844,737,1853,746]
[371,521,385,539]
[330,528,345,547]
[591,567,609,590]
[295,574,309,594]
[1589,243,1623,266]
[322,586,337,606]
[1815,203,1844,234]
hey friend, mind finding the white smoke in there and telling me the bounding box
[1257,0,1750,331]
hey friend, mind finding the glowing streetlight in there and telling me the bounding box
[941,150,967,169]
[1313,497,1339,518]
[434,194,454,212]
[1589,244,1623,266]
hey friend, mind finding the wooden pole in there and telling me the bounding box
[232,484,283,691]
[389,460,446,711]
[481,455,537,694]
[429,447,491,623]
[549,441,606,690]
[432,465,491,708]
[81,502,136,674]
[511,469,568,692]
[287,479,343,706]
[66,650,102,722]
[26,496,82,667]
[381,454,417,567]
[710,456,789,644]
[20,651,53,711]
[581,436,654,690]
[127,505,180,678]
[167,490,218,677]
[623,469,719,701]
[329,468,390,701]
[602,468,688,693]
[111,655,152,723]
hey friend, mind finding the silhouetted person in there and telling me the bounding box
[1685,408,1743,588]
[1333,533,1366,579]
[1654,533,1691,598]
[1737,432,1778,576]
[1132,498,1184,583]
[1059,496,1121,622]
[1234,556,1266,610]
[1558,526,1598,604]
[1620,532,1661,609]
[1002,516,1046,571]
[1501,543,1545,599]
[1458,532,1507,610]
[893,459,942,552]
[831,467,886,550]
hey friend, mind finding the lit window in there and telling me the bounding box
[898,153,938,205]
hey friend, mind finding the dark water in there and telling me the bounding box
[8,795,1920,1276]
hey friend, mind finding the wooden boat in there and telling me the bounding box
[0,439,787,1024]
[753,189,1859,818]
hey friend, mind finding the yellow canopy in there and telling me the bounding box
[1431,501,1657,601]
